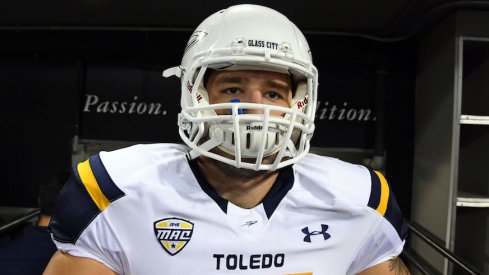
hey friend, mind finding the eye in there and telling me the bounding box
[224,87,241,95]
[265,91,281,100]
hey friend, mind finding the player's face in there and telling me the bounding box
[206,70,293,113]
[204,70,293,174]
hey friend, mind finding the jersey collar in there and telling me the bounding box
[187,159,294,218]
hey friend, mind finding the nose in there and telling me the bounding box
[247,89,263,103]
[245,89,264,114]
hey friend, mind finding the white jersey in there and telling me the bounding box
[50,143,407,275]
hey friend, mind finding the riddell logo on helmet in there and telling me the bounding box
[296,96,309,109]
[196,93,203,102]
[246,125,263,131]
[187,81,193,92]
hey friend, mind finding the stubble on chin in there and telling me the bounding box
[206,156,270,179]
[201,147,280,179]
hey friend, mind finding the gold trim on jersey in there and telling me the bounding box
[374,170,390,216]
[77,160,111,211]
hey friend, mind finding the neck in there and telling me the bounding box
[197,156,279,209]
[37,214,51,227]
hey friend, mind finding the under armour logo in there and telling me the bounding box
[301,224,331,243]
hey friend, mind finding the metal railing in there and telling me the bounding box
[0,208,40,235]
[404,222,483,275]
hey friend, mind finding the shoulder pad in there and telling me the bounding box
[367,169,408,240]
[50,154,125,244]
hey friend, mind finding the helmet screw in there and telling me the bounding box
[280,42,291,53]
[231,37,246,55]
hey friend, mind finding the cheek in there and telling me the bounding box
[207,89,234,115]
[269,101,290,116]
[270,111,286,117]
[214,109,228,115]
[207,90,230,104]
[207,91,218,104]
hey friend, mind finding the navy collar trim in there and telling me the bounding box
[187,159,294,218]
[188,159,228,213]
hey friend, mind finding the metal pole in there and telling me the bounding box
[408,223,482,275]
[0,209,40,234]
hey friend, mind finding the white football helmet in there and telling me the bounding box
[163,4,318,170]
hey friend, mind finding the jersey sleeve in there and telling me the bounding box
[49,154,126,273]
[347,169,408,274]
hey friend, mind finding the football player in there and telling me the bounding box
[44,4,409,275]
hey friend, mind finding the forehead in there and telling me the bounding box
[207,70,292,86]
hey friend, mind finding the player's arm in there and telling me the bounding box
[44,251,117,275]
[357,256,410,275]
[351,169,409,274]
[48,156,126,275]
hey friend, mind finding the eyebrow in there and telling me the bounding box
[215,76,246,85]
[215,76,291,91]
[267,80,291,91]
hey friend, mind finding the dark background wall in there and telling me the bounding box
[7,0,485,219]
[0,29,416,219]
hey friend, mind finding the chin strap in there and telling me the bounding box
[187,129,224,160]
[187,139,221,160]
